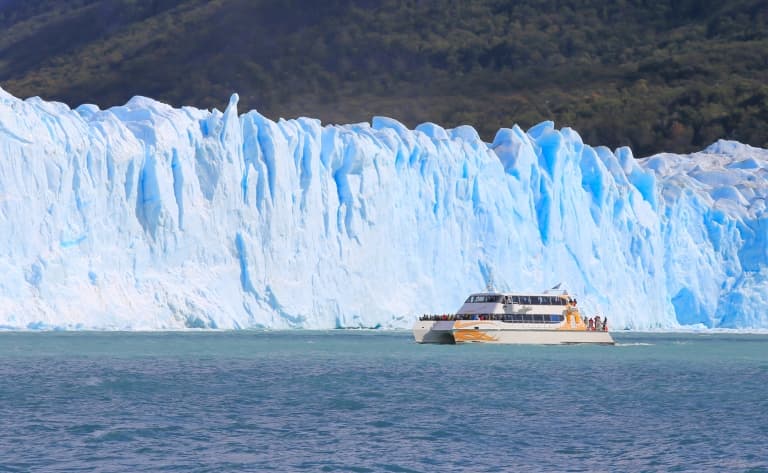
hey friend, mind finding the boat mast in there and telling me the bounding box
[485,270,495,292]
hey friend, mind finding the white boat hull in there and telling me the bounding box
[413,320,615,345]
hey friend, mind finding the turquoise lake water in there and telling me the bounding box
[0,331,766,472]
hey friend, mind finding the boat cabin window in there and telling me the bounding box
[466,294,570,305]
[510,295,568,305]
[503,314,565,323]
[465,294,503,304]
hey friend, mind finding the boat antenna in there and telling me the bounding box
[485,270,496,292]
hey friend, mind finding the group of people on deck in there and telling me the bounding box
[584,315,608,331]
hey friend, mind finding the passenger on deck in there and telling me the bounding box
[588,318,594,331]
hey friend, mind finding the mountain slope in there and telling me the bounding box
[1,0,766,156]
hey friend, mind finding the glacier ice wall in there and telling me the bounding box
[0,88,766,330]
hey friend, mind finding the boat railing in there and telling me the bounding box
[419,313,609,330]
[419,314,478,321]
[418,314,562,323]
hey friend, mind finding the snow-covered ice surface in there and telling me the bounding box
[0,88,766,330]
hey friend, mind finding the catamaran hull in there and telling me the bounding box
[413,321,615,345]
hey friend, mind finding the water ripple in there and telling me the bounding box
[0,331,766,472]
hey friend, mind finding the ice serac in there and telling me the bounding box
[0,88,766,330]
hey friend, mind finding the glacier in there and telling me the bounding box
[0,87,766,330]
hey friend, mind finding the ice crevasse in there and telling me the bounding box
[0,88,766,330]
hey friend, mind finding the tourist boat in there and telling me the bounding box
[413,286,614,345]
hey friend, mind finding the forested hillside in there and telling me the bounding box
[1,0,766,155]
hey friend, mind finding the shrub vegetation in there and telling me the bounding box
[1,0,766,155]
